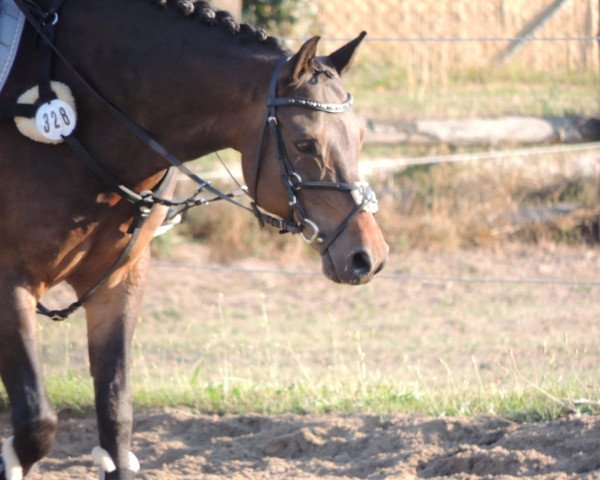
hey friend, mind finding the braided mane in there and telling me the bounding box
[153,0,286,50]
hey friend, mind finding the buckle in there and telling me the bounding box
[137,191,155,217]
[288,172,302,190]
[300,218,321,244]
[286,173,302,207]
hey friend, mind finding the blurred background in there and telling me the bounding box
[166,0,600,260]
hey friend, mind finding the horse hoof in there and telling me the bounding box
[92,447,139,480]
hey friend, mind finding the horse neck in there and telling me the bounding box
[58,1,284,185]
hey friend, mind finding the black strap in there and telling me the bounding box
[254,56,376,252]
[12,0,249,213]
[0,104,36,120]
[37,0,64,101]
[36,204,147,321]
[35,165,176,321]
[8,0,178,321]
[318,196,368,253]
[63,135,147,206]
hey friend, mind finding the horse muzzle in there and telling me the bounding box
[321,213,389,286]
[322,245,388,285]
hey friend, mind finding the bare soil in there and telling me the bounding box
[3,408,600,479]
[4,242,600,479]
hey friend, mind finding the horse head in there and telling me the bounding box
[240,34,388,285]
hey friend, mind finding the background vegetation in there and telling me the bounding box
[242,0,316,35]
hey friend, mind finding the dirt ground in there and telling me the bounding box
[5,242,600,479]
[2,408,599,479]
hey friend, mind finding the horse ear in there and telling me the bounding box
[327,31,367,76]
[287,36,321,85]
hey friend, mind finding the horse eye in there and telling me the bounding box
[295,139,320,155]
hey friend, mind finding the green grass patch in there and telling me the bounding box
[0,375,596,423]
[13,241,600,424]
[345,62,600,119]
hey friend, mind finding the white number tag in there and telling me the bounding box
[35,99,77,141]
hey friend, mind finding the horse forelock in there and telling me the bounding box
[152,0,287,51]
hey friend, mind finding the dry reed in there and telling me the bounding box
[285,0,599,94]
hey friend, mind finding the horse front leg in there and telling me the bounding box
[83,249,150,480]
[0,272,57,480]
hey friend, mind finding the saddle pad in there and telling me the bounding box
[0,0,25,94]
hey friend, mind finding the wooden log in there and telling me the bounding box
[365,116,600,146]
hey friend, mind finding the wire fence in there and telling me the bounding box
[171,0,600,287]
[360,142,600,175]
[153,260,600,287]
[286,35,600,43]
[256,0,600,123]
[289,0,600,72]
[192,142,600,183]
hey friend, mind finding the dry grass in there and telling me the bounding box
[29,243,600,419]
[378,153,600,251]
[167,150,600,260]
[280,0,600,118]
[303,0,599,73]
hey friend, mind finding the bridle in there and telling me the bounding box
[252,58,379,253]
[0,0,378,319]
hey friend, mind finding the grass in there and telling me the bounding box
[5,352,599,422]
[345,62,600,119]
[7,357,599,421]
[133,371,599,420]
[4,254,600,423]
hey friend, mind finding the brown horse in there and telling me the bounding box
[0,0,388,478]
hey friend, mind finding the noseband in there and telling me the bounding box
[252,58,379,254]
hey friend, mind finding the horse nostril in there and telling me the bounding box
[349,250,372,277]
[374,256,387,275]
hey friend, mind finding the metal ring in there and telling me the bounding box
[43,11,59,26]
[288,172,302,190]
[300,218,320,244]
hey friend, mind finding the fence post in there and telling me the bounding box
[495,0,570,65]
